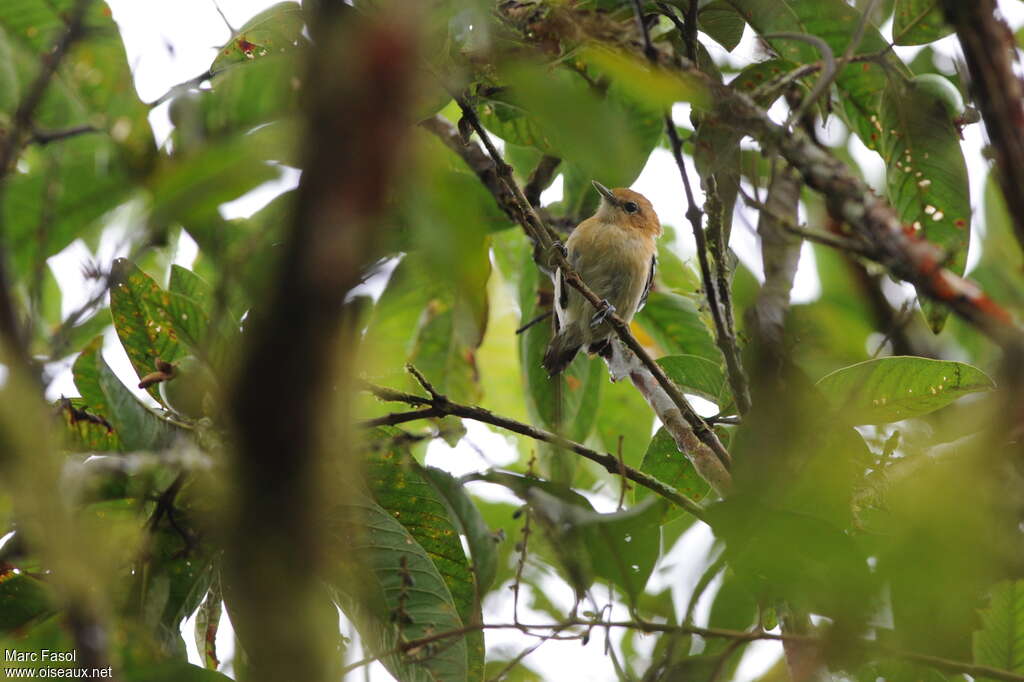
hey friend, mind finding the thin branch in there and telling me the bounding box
[361,378,707,518]
[633,1,751,416]
[762,32,836,129]
[30,125,99,146]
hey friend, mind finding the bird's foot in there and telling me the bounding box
[590,299,616,328]
[550,240,568,259]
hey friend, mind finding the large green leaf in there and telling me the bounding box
[364,431,483,680]
[635,292,719,363]
[699,1,746,51]
[421,466,500,598]
[878,77,970,332]
[816,356,994,425]
[657,354,730,408]
[478,61,662,189]
[637,427,712,522]
[893,0,953,46]
[973,581,1024,678]
[329,497,468,682]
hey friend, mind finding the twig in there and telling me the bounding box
[31,125,99,146]
[360,378,707,518]
[515,310,551,335]
[739,188,873,258]
[762,32,836,129]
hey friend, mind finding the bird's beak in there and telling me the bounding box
[592,181,617,205]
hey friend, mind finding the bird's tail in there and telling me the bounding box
[542,322,584,376]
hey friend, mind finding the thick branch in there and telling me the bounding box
[360,379,707,517]
[942,0,1024,253]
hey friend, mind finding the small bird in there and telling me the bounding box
[542,181,661,375]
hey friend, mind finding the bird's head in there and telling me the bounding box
[592,181,662,238]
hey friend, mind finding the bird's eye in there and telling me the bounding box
[624,201,639,214]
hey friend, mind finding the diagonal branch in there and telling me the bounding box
[360,378,707,518]
[638,2,751,415]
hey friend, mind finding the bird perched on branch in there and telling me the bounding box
[542,181,661,375]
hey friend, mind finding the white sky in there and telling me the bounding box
[37,1,1024,680]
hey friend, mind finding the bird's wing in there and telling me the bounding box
[638,254,656,311]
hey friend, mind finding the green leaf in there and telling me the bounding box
[879,78,971,332]
[479,61,663,188]
[973,580,1024,677]
[816,356,994,425]
[110,259,186,399]
[637,427,712,521]
[893,0,953,46]
[169,266,214,313]
[527,489,664,602]
[194,52,301,138]
[209,2,306,74]
[147,133,282,229]
[657,354,730,408]
[727,0,900,146]
[364,432,482,680]
[635,292,719,362]
[593,366,655,471]
[329,497,468,682]
[0,573,54,632]
[422,466,500,597]
[699,1,746,51]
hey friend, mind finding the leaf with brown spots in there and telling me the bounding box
[109,258,187,401]
[893,0,953,46]
[364,428,483,680]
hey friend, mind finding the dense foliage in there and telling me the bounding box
[1,1,1024,681]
